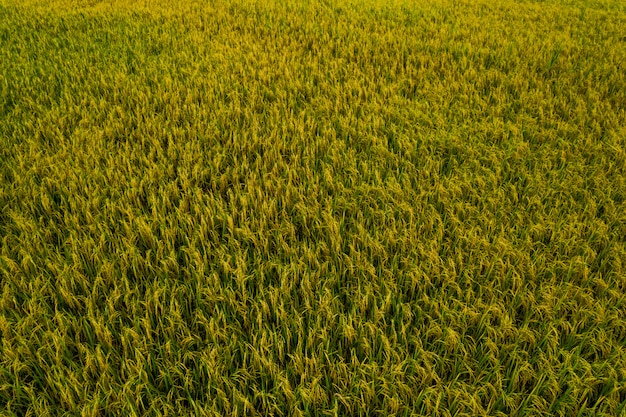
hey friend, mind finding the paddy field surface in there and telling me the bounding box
[0,0,625,415]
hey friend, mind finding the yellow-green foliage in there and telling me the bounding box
[1,0,625,415]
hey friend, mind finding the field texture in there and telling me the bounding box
[1,0,625,415]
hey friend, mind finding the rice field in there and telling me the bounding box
[1,0,625,415]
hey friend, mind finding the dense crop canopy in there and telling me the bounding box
[1,0,625,415]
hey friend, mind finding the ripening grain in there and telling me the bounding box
[1,0,625,415]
